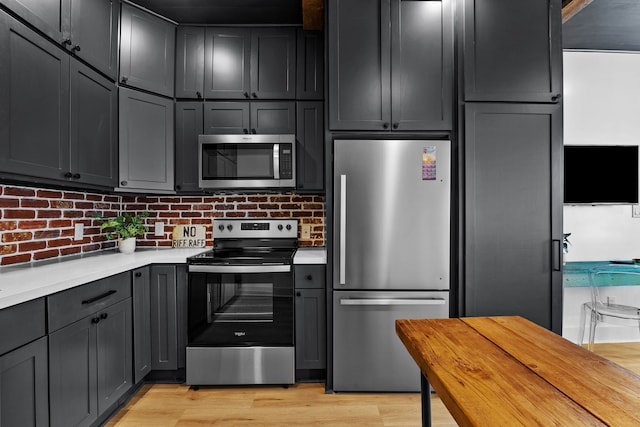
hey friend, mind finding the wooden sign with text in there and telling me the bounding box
[172,225,206,248]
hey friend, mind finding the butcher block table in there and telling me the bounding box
[395,316,640,427]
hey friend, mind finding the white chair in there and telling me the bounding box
[578,266,640,350]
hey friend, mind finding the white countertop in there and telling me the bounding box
[0,248,207,310]
[0,246,327,310]
[293,247,327,265]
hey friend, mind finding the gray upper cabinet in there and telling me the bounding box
[176,27,296,100]
[296,30,323,100]
[65,0,120,80]
[1,0,65,42]
[0,11,70,181]
[70,60,118,188]
[119,3,175,98]
[462,0,562,103]
[296,101,324,192]
[464,102,563,334]
[175,102,204,192]
[0,12,117,189]
[250,28,296,99]
[203,28,250,99]
[176,26,205,99]
[328,0,452,131]
[118,87,175,193]
[204,101,295,135]
[1,0,120,80]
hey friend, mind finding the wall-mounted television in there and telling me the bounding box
[564,145,639,204]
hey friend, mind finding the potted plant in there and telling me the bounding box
[96,211,150,254]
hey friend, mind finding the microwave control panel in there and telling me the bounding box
[280,145,293,179]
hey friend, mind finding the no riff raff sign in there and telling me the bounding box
[172,225,206,248]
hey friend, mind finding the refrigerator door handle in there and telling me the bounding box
[339,174,347,284]
[339,298,447,306]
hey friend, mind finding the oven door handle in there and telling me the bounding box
[189,265,291,273]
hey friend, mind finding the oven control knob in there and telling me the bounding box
[286,224,292,231]
[278,224,283,231]
[218,225,224,231]
[227,225,233,231]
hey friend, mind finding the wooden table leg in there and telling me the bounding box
[421,374,431,427]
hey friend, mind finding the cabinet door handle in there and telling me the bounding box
[251,128,257,134]
[551,93,562,102]
[296,291,301,297]
[91,317,100,324]
[121,180,128,186]
[251,92,257,98]
[62,38,72,46]
[134,272,142,277]
[196,91,202,99]
[100,313,108,320]
[121,76,128,84]
[392,123,399,129]
[382,122,389,129]
[306,275,313,281]
[72,45,81,52]
[82,290,116,305]
[243,92,250,98]
[243,128,249,134]
[72,173,81,179]
[64,172,73,178]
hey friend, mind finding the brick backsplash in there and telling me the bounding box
[0,184,325,266]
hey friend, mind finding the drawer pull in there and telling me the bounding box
[82,290,116,305]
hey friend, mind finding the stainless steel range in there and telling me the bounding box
[186,219,297,385]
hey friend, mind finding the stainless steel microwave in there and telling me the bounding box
[198,134,296,190]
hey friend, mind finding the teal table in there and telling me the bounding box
[564,261,640,287]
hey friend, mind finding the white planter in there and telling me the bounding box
[118,237,136,254]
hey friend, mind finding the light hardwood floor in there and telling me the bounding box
[106,342,640,426]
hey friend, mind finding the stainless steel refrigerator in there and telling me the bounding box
[332,139,451,392]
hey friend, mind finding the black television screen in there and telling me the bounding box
[564,145,639,204]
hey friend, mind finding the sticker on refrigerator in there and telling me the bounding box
[422,147,437,180]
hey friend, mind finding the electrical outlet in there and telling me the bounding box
[301,225,311,239]
[74,223,84,240]
[633,205,640,218]
[154,222,165,237]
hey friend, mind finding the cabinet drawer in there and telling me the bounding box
[48,272,131,332]
[0,298,45,356]
[295,265,326,289]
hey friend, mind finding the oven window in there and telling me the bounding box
[188,271,294,347]
[202,144,274,179]
[211,281,273,323]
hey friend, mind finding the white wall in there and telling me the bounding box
[563,51,640,343]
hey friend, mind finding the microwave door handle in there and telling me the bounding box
[273,144,280,180]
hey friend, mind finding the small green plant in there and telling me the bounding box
[96,211,150,240]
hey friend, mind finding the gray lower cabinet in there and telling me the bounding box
[119,3,175,97]
[294,265,326,376]
[463,102,563,334]
[203,101,295,135]
[296,101,324,192]
[150,265,178,370]
[118,87,175,193]
[0,298,48,427]
[132,267,152,384]
[48,273,132,427]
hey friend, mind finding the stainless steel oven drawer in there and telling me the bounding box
[186,346,294,385]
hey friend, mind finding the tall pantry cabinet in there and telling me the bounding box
[460,0,564,333]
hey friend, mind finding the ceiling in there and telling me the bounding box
[563,0,640,51]
[127,0,303,25]
[126,0,640,51]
